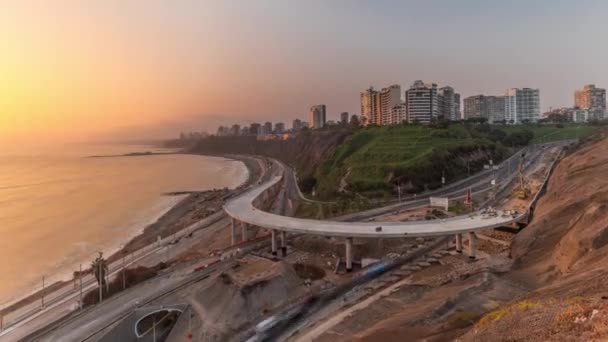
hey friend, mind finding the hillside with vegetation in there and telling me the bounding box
[306,123,539,200]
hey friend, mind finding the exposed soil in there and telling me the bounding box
[189,257,308,340]
[463,133,608,341]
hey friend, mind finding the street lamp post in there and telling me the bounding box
[98,252,103,304]
[397,183,402,202]
[79,264,83,310]
[122,250,126,291]
[41,276,45,308]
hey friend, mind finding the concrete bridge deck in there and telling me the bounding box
[223,175,526,239]
[223,142,566,269]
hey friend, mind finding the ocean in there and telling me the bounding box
[0,144,248,305]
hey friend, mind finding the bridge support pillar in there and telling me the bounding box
[231,218,237,246]
[468,232,477,259]
[280,231,287,257]
[455,234,463,253]
[271,230,278,255]
[241,223,248,243]
[345,237,353,272]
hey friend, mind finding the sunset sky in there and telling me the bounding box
[1,0,608,147]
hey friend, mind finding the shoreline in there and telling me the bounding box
[0,154,254,316]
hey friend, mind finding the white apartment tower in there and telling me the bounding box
[406,80,439,123]
[504,88,540,124]
[380,84,402,125]
[390,103,407,124]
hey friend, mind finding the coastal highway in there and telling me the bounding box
[0,154,279,341]
[0,214,234,342]
[225,174,525,237]
[224,144,566,238]
[277,143,550,222]
[25,259,237,342]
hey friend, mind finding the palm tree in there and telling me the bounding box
[91,252,109,289]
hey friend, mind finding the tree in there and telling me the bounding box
[91,252,109,288]
[299,175,317,193]
[350,114,360,127]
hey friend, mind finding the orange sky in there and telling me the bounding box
[0,2,226,147]
[2,1,607,149]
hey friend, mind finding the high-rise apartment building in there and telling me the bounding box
[463,95,505,122]
[575,84,606,111]
[361,87,381,126]
[340,112,349,124]
[309,105,326,129]
[405,80,438,123]
[505,88,540,123]
[263,122,273,135]
[274,122,285,133]
[249,123,261,135]
[575,84,606,120]
[380,85,402,125]
[438,86,461,121]
[292,118,302,131]
[231,124,241,136]
[390,103,407,124]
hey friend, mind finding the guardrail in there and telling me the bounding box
[526,149,563,223]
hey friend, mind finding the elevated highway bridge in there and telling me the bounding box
[224,142,566,271]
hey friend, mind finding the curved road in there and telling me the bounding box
[224,142,568,239]
[224,175,525,238]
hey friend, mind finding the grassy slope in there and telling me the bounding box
[314,124,495,199]
[501,123,597,143]
[312,123,598,200]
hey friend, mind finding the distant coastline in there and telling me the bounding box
[87,151,178,158]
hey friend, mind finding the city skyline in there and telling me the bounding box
[2,0,608,147]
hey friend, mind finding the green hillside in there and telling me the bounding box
[501,123,596,143]
[305,123,598,200]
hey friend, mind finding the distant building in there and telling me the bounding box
[572,108,590,123]
[463,95,505,123]
[250,123,261,135]
[262,122,273,135]
[240,126,250,135]
[360,87,381,126]
[380,85,402,125]
[505,88,540,123]
[405,80,438,123]
[231,124,241,136]
[390,103,407,124]
[274,122,285,133]
[309,105,326,129]
[340,112,349,124]
[350,114,360,126]
[292,118,302,131]
[547,106,598,123]
[575,84,606,111]
[216,126,231,136]
[301,121,310,129]
[575,84,606,119]
[438,86,461,121]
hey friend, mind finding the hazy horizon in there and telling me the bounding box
[2,0,608,147]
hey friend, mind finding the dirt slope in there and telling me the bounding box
[465,134,608,341]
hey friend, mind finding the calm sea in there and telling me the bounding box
[0,144,248,304]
